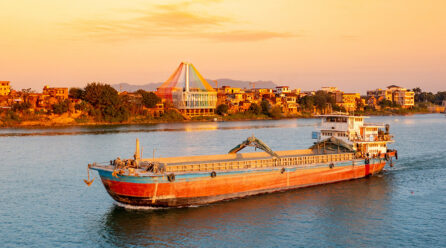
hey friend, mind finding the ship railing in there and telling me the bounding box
[363,123,385,127]
[164,152,355,173]
[352,135,394,142]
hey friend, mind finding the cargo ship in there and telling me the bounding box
[86,114,397,207]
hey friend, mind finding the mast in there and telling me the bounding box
[135,138,140,161]
[185,62,190,92]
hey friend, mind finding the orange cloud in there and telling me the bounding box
[198,30,297,42]
[134,9,232,29]
[68,1,295,42]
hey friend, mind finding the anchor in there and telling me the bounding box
[83,164,95,186]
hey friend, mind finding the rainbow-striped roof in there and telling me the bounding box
[157,62,215,101]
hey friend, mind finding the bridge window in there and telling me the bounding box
[325,117,347,123]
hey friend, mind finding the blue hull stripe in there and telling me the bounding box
[94,158,381,184]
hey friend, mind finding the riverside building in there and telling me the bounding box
[157,62,217,117]
[0,81,10,96]
[367,85,414,108]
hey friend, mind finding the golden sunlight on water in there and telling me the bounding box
[1,115,446,247]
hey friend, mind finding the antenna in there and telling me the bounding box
[153,148,156,162]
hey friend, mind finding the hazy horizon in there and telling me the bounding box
[1,0,445,93]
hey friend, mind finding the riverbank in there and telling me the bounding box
[0,112,289,128]
[0,107,441,128]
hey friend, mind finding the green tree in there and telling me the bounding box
[269,106,282,118]
[248,103,262,115]
[216,104,229,115]
[74,101,88,111]
[435,91,446,104]
[355,98,365,111]
[83,82,129,122]
[69,88,84,99]
[84,83,119,107]
[260,100,271,115]
[52,99,70,114]
[161,109,184,121]
[412,87,422,95]
[379,99,393,108]
[11,102,31,112]
[21,88,34,104]
[313,91,335,112]
[332,104,346,112]
[140,91,161,108]
[413,87,436,103]
[298,96,314,111]
[3,110,21,123]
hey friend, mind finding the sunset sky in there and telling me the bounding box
[1,0,445,93]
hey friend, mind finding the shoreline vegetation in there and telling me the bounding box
[1,83,444,128]
[0,105,438,129]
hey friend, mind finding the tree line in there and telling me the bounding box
[69,83,161,122]
[412,88,446,104]
[5,82,162,123]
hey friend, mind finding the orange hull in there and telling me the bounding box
[97,161,387,207]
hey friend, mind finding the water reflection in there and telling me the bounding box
[3,114,446,247]
[95,174,391,247]
[0,120,316,137]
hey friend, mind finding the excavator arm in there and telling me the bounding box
[228,136,280,158]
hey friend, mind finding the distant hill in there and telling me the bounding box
[215,78,277,89]
[112,82,163,92]
[112,79,277,92]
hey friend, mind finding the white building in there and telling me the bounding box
[275,86,291,95]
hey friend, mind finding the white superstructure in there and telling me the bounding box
[317,114,393,157]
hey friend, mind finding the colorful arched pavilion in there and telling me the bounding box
[157,62,217,116]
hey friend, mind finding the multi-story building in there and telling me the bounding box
[282,93,299,114]
[222,86,243,94]
[321,86,343,103]
[367,88,393,102]
[367,85,414,108]
[275,86,291,95]
[0,81,11,96]
[42,86,69,101]
[243,92,255,102]
[338,93,360,112]
[256,88,273,94]
[228,92,244,105]
[255,89,274,101]
[321,86,339,93]
[291,88,301,95]
[392,89,414,108]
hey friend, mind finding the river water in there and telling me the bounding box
[1,114,445,247]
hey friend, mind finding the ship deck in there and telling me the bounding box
[120,149,356,174]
